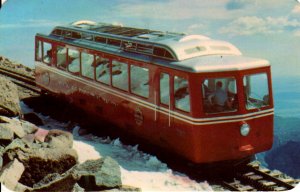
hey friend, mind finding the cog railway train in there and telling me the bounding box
[35,20,274,164]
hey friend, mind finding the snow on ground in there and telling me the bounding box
[21,102,213,191]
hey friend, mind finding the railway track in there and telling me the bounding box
[222,161,299,191]
[0,66,40,93]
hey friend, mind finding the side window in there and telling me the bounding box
[202,77,238,113]
[160,73,170,106]
[43,42,52,64]
[112,60,128,91]
[130,65,149,98]
[174,76,190,112]
[57,46,67,70]
[68,49,80,74]
[95,56,110,85]
[81,52,95,79]
[244,73,269,110]
[36,41,42,61]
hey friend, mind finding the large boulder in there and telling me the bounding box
[45,129,73,148]
[0,124,14,144]
[17,147,78,187]
[0,77,22,117]
[0,116,26,138]
[76,157,122,190]
[32,170,79,191]
[0,158,25,190]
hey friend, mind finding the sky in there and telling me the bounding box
[0,0,300,116]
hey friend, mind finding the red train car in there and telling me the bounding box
[35,20,273,164]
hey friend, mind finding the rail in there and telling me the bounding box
[222,162,299,191]
[0,66,40,93]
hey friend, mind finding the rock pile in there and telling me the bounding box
[0,115,126,191]
[0,69,136,191]
[0,56,34,78]
[0,77,22,117]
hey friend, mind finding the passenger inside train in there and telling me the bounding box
[202,78,237,113]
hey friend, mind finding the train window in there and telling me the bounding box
[57,46,67,69]
[81,52,95,79]
[62,30,72,39]
[95,56,110,85]
[67,49,80,74]
[130,65,149,98]
[122,41,137,51]
[107,39,121,47]
[72,32,82,39]
[112,60,128,91]
[51,29,62,36]
[174,76,190,112]
[36,41,42,61]
[137,44,153,54]
[153,47,174,60]
[82,33,93,40]
[160,73,170,106]
[95,36,106,43]
[202,77,238,114]
[42,42,52,64]
[244,73,270,110]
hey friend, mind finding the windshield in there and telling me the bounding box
[202,77,238,114]
[243,73,270,110]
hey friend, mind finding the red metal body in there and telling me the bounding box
[35,30,274,164]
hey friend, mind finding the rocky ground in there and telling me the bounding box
[0,57,140,191]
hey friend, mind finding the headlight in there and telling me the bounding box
[240,123,250,136]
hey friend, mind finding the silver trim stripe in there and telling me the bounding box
[36,62,274,125]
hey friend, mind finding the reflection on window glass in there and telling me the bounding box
[130,65,149,98]
[160,73,170,106]
[68,49,80,74]
[174,76,190,112]
[81,52,94,79]
[36,41,42,61]
[57,46,67,69]
[112,60,128,91]
[202,77,238,113]
[244,73,270,110]
[43,42,52,64]
[95,56,110,85]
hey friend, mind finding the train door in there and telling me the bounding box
[155,71,173,145]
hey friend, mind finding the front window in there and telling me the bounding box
[202,77,238,113]
[243,73,270,110]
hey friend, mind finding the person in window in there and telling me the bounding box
[208,81,229,112]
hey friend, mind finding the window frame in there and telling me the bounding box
[111,59,129,92]
[173,75,191,113]
[201,76,239,115]
[95,54,111,86]
[42,41,53,65]
[129,64,150,99]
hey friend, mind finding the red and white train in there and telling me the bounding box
[35,20,273,164]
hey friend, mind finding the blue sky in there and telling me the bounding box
[0,0,300,78]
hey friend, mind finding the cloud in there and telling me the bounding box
[294,29,300,36]
[292,4,300,14]
[219,16,300,36]
[115,0,244,20]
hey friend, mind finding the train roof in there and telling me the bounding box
[49,20,242,61]
[39,20,270,73]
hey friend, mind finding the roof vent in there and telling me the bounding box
[178,35,210,42]
[71,20,97,29]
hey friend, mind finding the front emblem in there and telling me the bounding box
[134,107,143,126]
